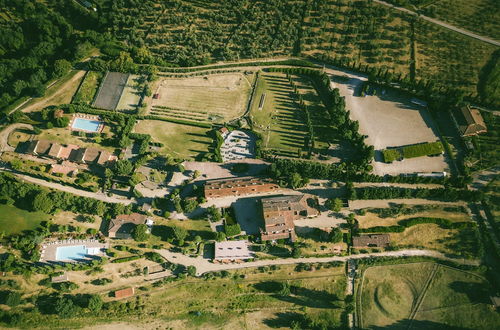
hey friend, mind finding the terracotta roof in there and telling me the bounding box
[97,150,111,165]
[352,234,390,248]
[83,148,100,163]
[58,144,80,160]
[114,287,134,299]
[108,213,148,236]
[261,195,319,225]
[50,164,78,175]
[458,106,487,136]
[33,140,52,155]
[47,143,62,158]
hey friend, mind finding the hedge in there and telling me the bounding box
[382,149,401,163]
[402,141,444,159]
[111,255,142,263]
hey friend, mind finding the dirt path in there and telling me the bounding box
[373,0,500,47]
[17,70,86,113]
[0,168,133,205]
[0,123,33,152]
[158,248,479,276]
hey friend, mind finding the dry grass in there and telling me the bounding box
[149,73,253,123]
[133,119,212,159]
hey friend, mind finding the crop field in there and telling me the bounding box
[72,71,103,105]
[422,0,500,40]
[359,262,499,329]
[133,120,212,160]
[0,204,50,235]
[414,21,497,93]
[148,73,253,124]
[250,72,309,158]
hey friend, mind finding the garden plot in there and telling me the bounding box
[325,66,448,176]
[149,73,253,123]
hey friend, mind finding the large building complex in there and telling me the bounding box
[259,194,319,241]
[204,176,280,198]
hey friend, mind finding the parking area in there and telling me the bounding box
[325,66,448,175]
[220,130,256,162]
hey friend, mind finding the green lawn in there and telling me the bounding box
[402,141,443,158]
[0,204,50,235]
[134,120,212,160]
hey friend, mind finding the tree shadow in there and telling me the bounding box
[263,312,304,328]
[370,319,469,330]
[448,281,490,304]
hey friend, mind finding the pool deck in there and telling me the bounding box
[68,114,105,134]
[40,239,108,263]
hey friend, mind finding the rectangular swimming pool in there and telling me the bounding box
[56,245,88,261]
[72,118,101,132]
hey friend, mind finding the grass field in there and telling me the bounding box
[360,262,499,329]
[133,120,212,160]
[402,141,443,158]
[149,73,253,124]
[0,204,50,235]
[250,72,309,158]
[115,74,142,112]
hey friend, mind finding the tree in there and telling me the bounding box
[55,296,77,318]
[132,224,149,242]
[290,172,304,189]
[114,160,133,176]
[326,198,342,212]
[53,59,72,78]
[172,226,188,244]
[32,192,54,214]
[329,227,343,243]
[224,223,241,237]
[5,292,22,307]
[87,294,103,312]
[187,265,197,277]
[278,282,291,296]
[215,231,226,242]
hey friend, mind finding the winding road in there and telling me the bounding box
[373,0,500,47]
[0,123,33,152]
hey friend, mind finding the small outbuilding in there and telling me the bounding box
[352,234,390,248]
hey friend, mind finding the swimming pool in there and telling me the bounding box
[72,118,101,132]
[56,245,88,261]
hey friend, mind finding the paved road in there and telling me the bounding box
[0,168,133,205]
[0,123,33,152]
[373,0,500,47]
[159,248,479,276]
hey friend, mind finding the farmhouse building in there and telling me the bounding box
[204,176,279,198]
[108,213,148,239]
[453,105,487,137]
[352,234,390,248]
[49,163,79,176]
[24,140,115,167]
[214,240,253,263]
[260,194,320,241]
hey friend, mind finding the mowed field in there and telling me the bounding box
[134,120,212,160]
[359,263,499,329]
[148,72,253,124]
[0,204,50,235]
[250,72,308,158]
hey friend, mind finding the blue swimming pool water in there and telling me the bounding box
[56,245,88,261]
[72,118,101,132]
